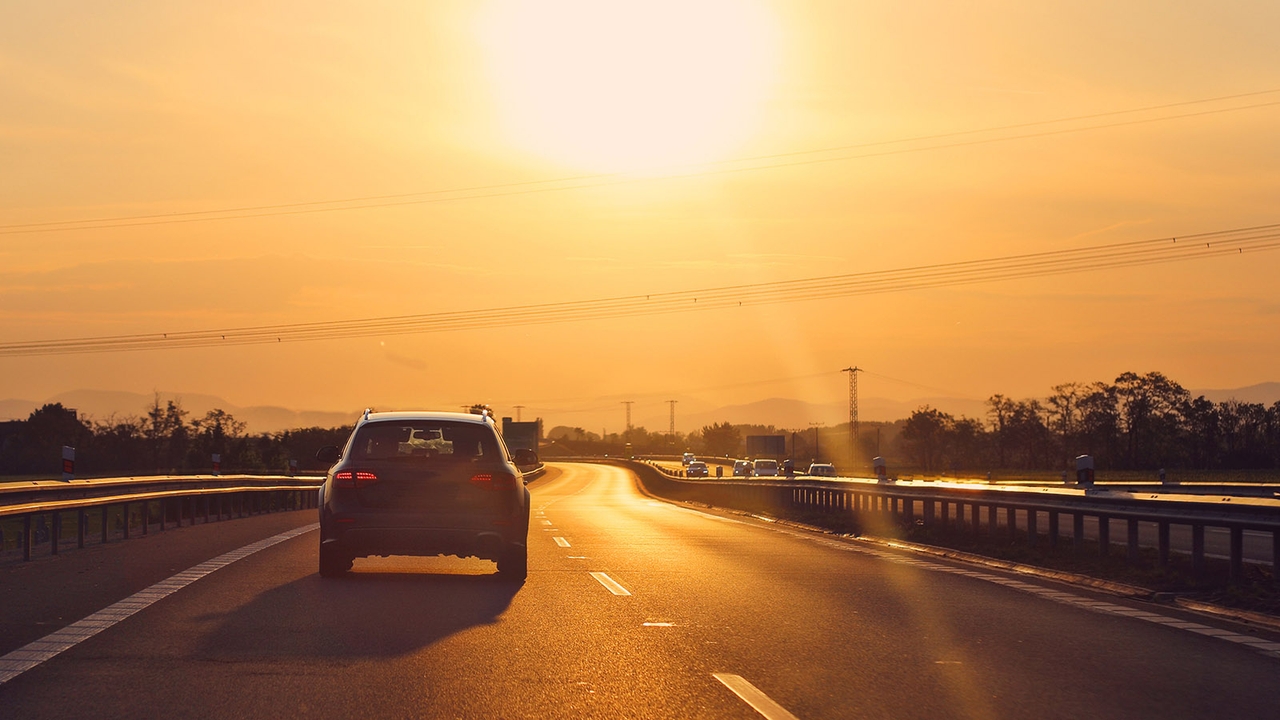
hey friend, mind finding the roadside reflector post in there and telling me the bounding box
[1075,455,1094,487]
[1159,468,1168,485]
[288,459,298,477]
[873,456,887,483]
[212,453,221,476]
[61,446,75,481]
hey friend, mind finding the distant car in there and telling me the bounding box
[732,459,752,477]
[315,409,530,580]
[752,459,779,477]
[682,452,696,466]
[807,463,837,477]
[686,461,709,477]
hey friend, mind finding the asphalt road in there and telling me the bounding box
[2,462,1279,719]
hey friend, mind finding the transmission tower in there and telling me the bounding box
[667,400,677,437]
[621,401,634,434]
[513,404,524,422]
[842,366,862,462]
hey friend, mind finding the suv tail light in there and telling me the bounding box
[469,472,517,491]
[334,470,378,488]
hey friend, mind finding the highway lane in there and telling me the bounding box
[2,462,1279,719]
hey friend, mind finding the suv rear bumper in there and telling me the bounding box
[324,523,525,561]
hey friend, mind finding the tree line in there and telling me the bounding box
[899,371,1280,472]
[0,398,350,476]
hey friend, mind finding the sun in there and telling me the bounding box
[479,0,779,173]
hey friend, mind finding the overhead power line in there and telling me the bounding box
[3,90,1279,236]
[1,222,1277,358]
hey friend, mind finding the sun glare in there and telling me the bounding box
[479,0,779,173]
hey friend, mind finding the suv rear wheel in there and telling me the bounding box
[319,542,353,577]
[497,543,527,581]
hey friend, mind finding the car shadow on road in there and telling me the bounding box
[193,565,522,663]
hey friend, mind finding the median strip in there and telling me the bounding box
[589,571,631,595]
[713,673,801,720]
[0,523,318,685]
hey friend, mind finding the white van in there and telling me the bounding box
[752,459,779,477]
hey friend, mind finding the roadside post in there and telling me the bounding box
[61,446,75,481]
[289,459,298,476]
[873,456,887,483]
[716,465,723,478]
[1075,455,1095,487]
[212,453,221,476]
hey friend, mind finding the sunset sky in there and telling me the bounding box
[2,1,1279,431]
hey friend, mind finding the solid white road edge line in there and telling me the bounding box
[589,571,632,596]
[655,501,1280,661]
[713,673,802,720]
[0,523,319,685]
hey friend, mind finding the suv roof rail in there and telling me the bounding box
[361,407,372,422]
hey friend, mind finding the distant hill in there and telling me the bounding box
[0,389,355,433]
[659,395,988,431]
[1191,382,1280,405]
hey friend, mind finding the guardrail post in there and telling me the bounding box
[987,504,998,536]
[1273,531,1279,584]
[1229,527,1244,584]
[23,515,32,561]
[1006,507,1017,541]
[1157,522,1170,567]
[101,506,109,543]
[1191,524,1205,579]
[51,512,60,555]
[971,503,981,534]
[1127,519,1140,564]
[1048,511,1059,549]
[1073,513,1084,551]
[204,497,211,524]
[923,499,934,525]
[1026,509,1037,548]
[1097,514,1109,556]
[122,503,130,540]
[904,496,914,525]
[77,509,86,548]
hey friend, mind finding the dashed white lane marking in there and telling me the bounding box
[713,673,801,720]
[589,571,632,596]
[553,536,571,547]
[0,523,318,685]
[540,520,553,526]
[659,501,1280,662]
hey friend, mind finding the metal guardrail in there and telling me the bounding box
[0,474,323,562]
[0,462,552,562]
[627,459,1280,583]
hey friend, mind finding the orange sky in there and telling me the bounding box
[2,1,1279,430]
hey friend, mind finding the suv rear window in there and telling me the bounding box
[350,421,500,461]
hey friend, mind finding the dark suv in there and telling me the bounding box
[315,410,530,580]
